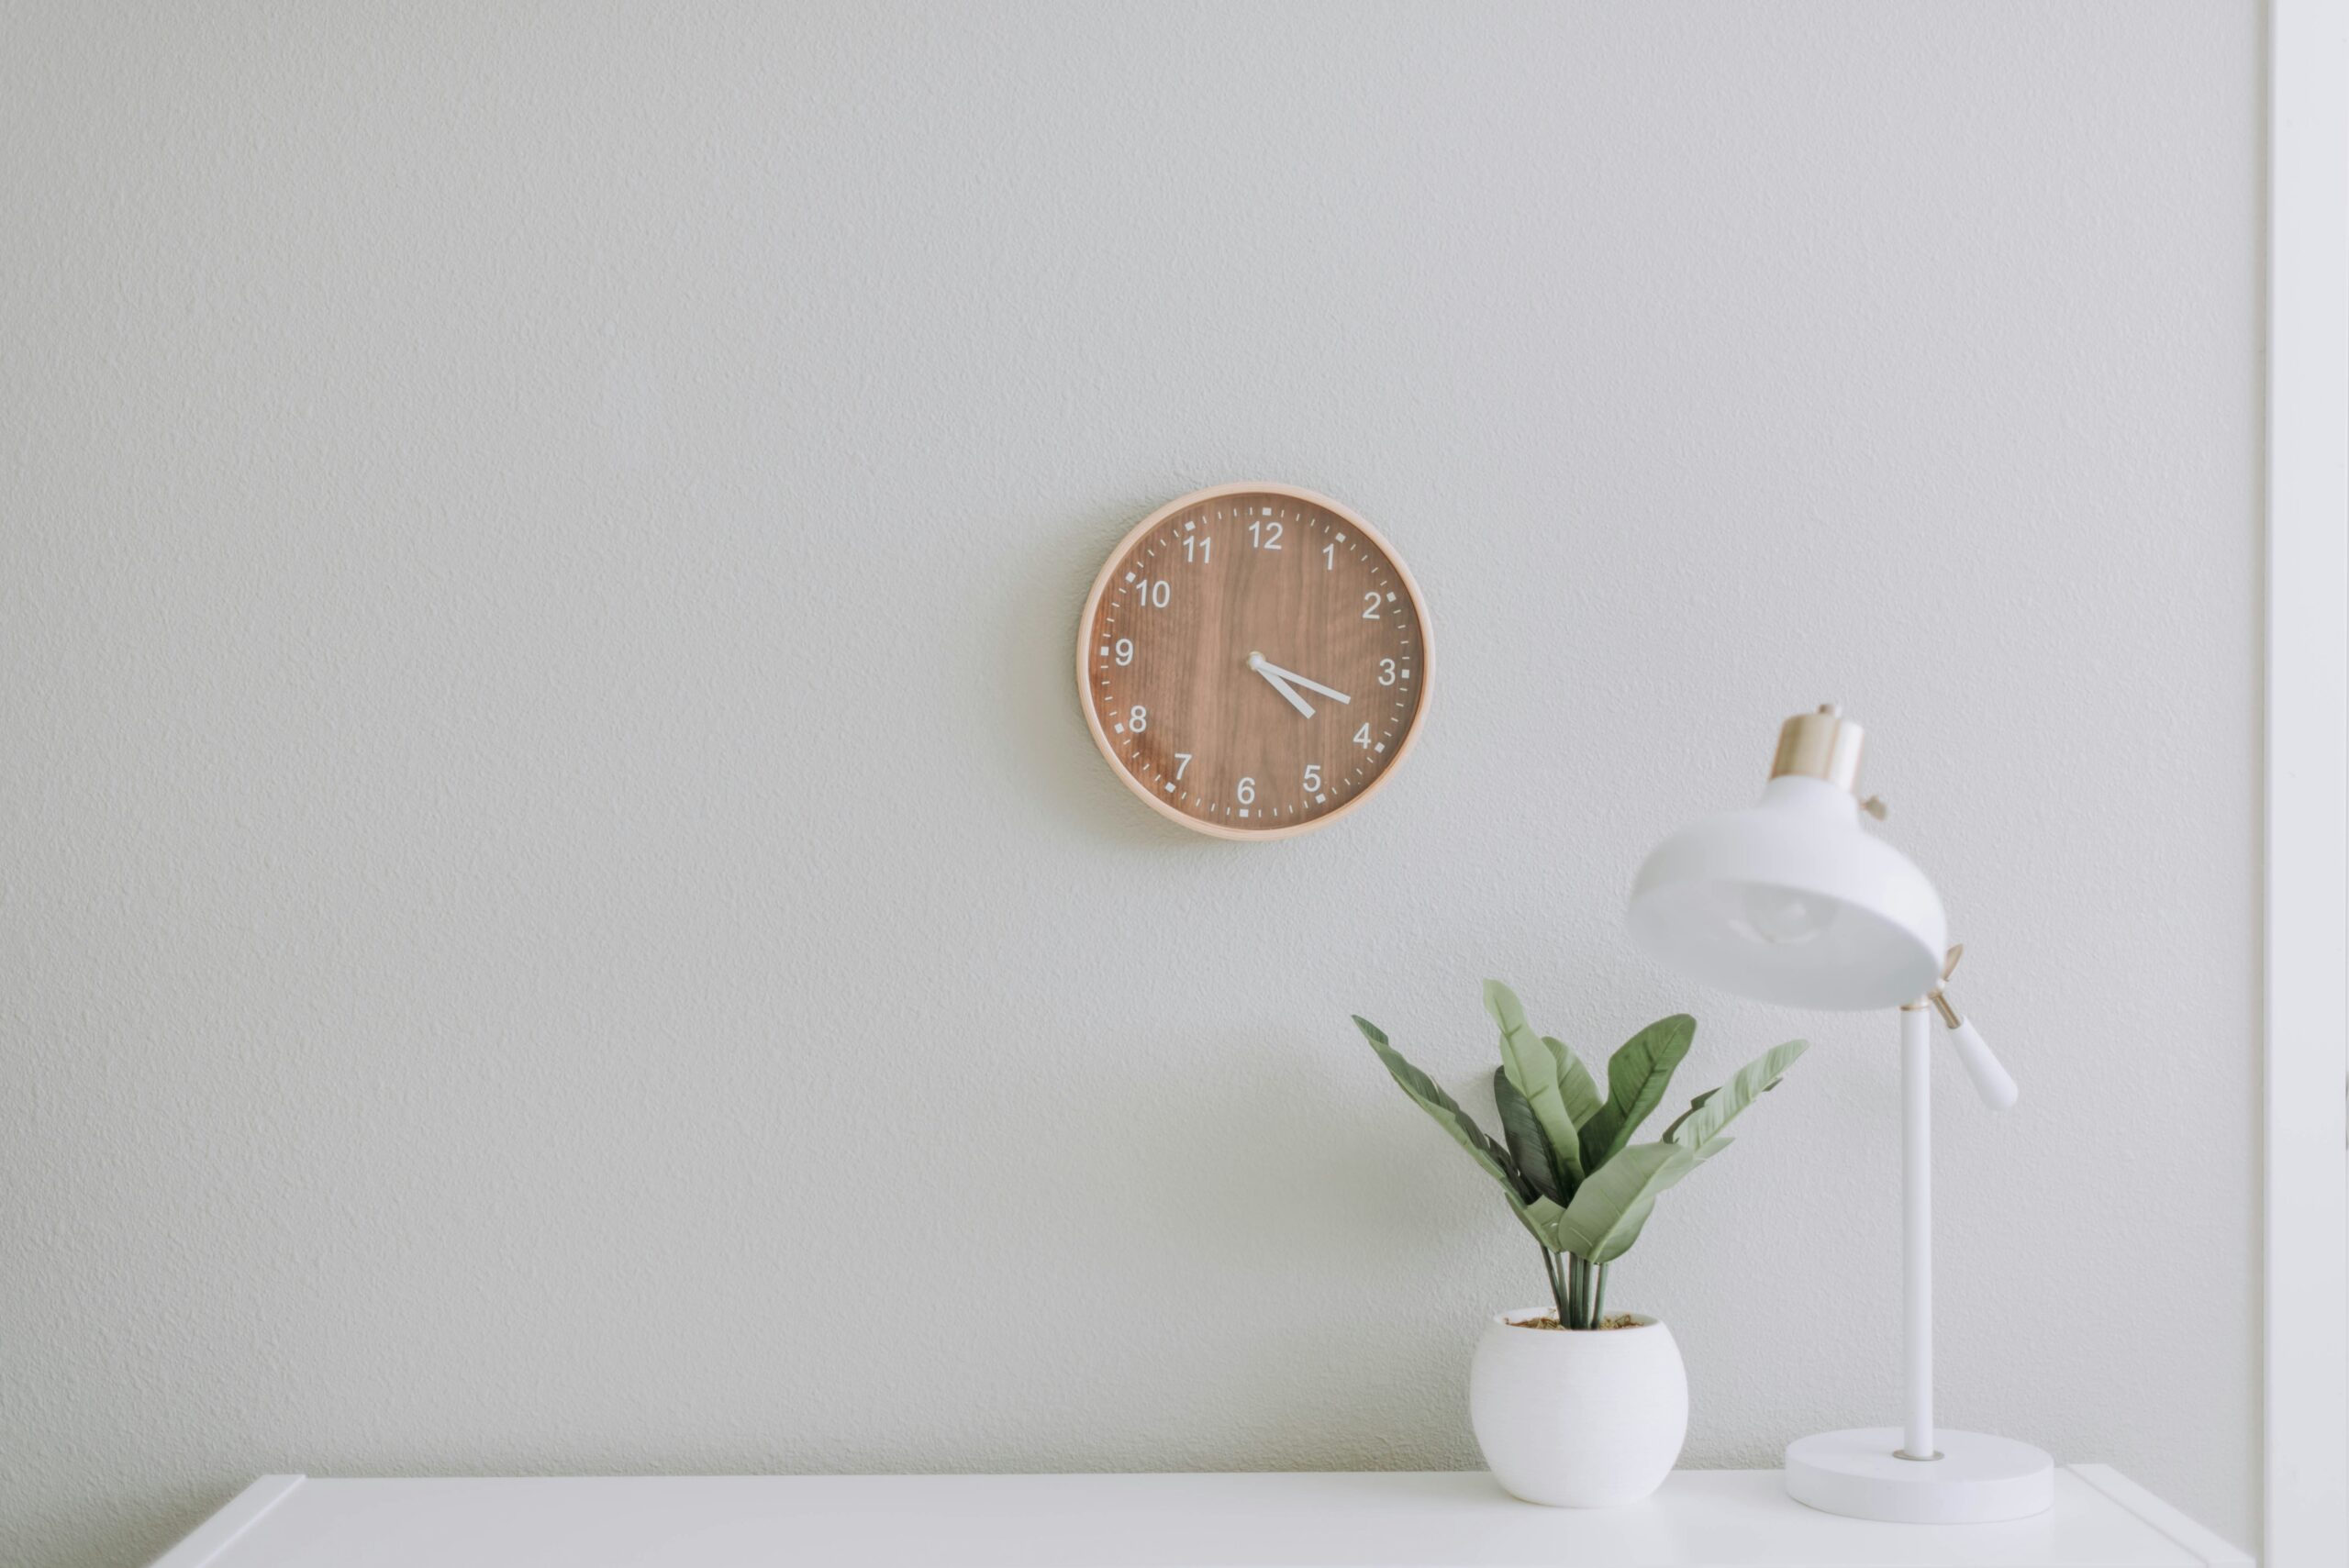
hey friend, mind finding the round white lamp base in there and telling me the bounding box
[1785,1428,2054,1523]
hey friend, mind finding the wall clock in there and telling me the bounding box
[1076,482,1431,840]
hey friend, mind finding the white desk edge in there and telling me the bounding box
[150,1466,2254,1568]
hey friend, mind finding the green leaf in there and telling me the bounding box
[1577,1014,1697,1173]
[1658,1087,1717,1143]
[1493,1069,1566,1205]
[1521,1195,1567,1251]
[1484,982,1585,1186]
[1552,1140,1700,1263]
[1544,1037,1604,1131]
[1354,1016,1530,1204]
[1664,1039,1810,1151]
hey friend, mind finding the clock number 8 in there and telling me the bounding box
[1129,706,1147,733]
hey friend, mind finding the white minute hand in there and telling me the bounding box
[1250,657,1352,705]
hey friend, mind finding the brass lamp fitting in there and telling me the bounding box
[1771,704,1887,818]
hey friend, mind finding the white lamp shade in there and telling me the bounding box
[1628,776,1948,1011]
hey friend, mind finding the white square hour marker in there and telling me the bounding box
[1238,808,1250,817]
[1114,724,1126,734]
[1335,531,1346,540]
[1386,592,1397,601]
[1315,794,1327,804]
[1164,783,1175,793]
[1124,572,1136,583]
[1184,519,1195,529]
[1375,742,1386,752]
[1098,647,1108,656]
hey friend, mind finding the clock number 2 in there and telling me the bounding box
[1362,592,1381,619]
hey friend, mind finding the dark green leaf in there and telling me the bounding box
[1578,1014,1697,1173]
[1493,1069,1566,1205]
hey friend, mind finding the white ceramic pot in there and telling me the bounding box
[1468,1307,1689,1507]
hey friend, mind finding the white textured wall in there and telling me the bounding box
[0,5,2264,1564]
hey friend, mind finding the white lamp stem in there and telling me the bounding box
[1900,1003,1935,1461]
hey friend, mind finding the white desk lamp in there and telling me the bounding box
[1627,705,2054,1524]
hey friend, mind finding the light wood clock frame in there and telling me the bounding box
[1076,482,1431,840]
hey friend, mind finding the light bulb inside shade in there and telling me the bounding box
[1730,885,1837,947]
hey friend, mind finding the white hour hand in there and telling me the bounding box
[1247,653,1316,717]
[1251,657,1351,705]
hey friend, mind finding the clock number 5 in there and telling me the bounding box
[1303,763,1322,792]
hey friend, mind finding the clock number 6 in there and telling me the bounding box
[1237,777,1256,806]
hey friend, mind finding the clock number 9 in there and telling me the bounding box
[1115,639,1134,666]
[1237,777,1256,806]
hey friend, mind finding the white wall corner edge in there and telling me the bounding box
[2264,1,2349,1565]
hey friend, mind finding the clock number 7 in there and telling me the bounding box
[1174,753,1192,782]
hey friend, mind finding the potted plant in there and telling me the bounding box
[1354,981,1808,1507]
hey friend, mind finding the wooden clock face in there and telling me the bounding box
[1077,483,1430,839]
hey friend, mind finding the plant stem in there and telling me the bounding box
[1590,1262,1608,1327]
[1565,1255,1588,1329]
[1542,1247,1569,1322]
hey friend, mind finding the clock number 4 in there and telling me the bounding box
[1249,519,1282,550]
[1353,723,1373,748]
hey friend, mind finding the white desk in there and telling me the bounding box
[153,1467,2251,1567]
